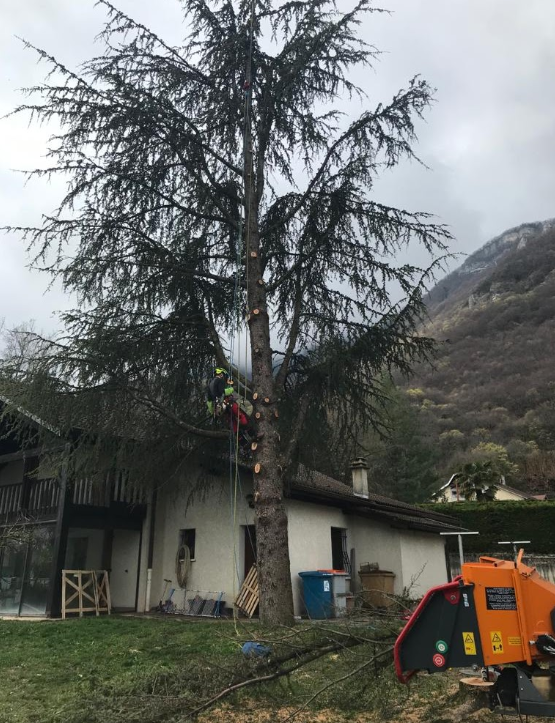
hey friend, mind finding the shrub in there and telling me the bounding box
[420,500,555,553]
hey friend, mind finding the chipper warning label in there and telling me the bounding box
[490,631,504,654]
[462,632,476,655]
[485,587,517,610]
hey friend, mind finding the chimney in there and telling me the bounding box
[351,458,369,499]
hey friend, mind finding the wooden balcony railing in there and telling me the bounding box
[72,473,146,508]
[0,473,146,524]
[27,479,60,516]
[0,479,59,522]
[0,483,23,518]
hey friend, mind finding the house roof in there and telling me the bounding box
[1,398,462,534]
[491,484,534,499]
[290,466,464,534]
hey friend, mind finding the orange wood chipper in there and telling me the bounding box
[394,550,555,717]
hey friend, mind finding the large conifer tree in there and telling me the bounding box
[4,0,449,623]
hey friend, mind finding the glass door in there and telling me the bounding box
[0,525,55,616]
[0,538,27,615]
[20,526,55,616]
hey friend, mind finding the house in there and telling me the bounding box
[150,458,461,616]
[0,421,148,617]
[0,412,461,618]
[433,474,536,503]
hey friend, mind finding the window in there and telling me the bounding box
[330,527,350,573]
[179,529,196,560]
[66,537,88,570]
[0,524,56,617]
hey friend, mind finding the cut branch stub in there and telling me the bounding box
[250,251,257,258]
[274,410,279,418]
[263,397,270,404]
[252,392,259,401]
[252,308,260,315]
[255,412,261,420]
[254,463,261,474]
[251,442,258,451]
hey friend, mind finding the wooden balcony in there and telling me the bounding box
[0,478,60,524]
[72,473,147,508]
[0,483,23,520]
[0,473,146,526]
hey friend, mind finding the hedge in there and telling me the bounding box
[419,501,555,554]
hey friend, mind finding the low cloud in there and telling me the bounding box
[1,0,554,329]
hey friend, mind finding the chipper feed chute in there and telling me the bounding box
[394,551,555,717]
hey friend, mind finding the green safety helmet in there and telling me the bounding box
[215,367,228,376]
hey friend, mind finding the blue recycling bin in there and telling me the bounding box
[299,571,334,619]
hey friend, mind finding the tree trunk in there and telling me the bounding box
[244,127,295,627]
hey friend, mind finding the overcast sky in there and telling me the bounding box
[1,0,554,332]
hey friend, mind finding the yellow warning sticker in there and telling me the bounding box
[462,632,476,655]
[490,631,504,654]
[508,636,522,646]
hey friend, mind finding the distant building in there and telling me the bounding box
[432,474,536,503]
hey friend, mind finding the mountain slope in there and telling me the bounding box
[385,220,555,498]
[426,219,555,316]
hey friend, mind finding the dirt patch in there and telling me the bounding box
[199,705,382,722]
[198,675,548,723]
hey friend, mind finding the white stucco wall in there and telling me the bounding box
[152,476,353,616]
[65,527,104,569]
[495,487,525,501]
[286,499,349,613]
[348,516,404,594]
[150,472,255,613]
[151,469,449,615]
[399,530,447,597]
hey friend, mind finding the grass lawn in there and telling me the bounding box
[0,614,483,723]
[0,616,240,723]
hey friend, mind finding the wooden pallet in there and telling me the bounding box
[235,564,259,617]
[61,570,111,619]
[94,570,112,615]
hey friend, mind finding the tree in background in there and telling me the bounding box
[520,450,555,494]
[2,0,449,624]
[445,442,517,501]
[454,461,499,501]
[363,384,440,503]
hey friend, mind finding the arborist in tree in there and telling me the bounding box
[206,367,234,418]
[222,391,263,458]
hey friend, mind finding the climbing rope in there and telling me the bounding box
[227,0,258,630]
